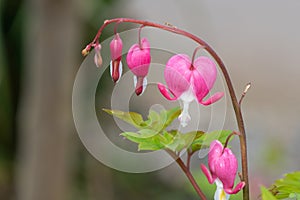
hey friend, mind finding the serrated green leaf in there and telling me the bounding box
[138,129,159,138]
[138,141,164,151]
[103,109,145,128]
[120,132,147,143]
[190,131,206,152]
[269,171,300,199]
[202,130,233,148]
[161,107,181,128]
[121,130,175,151]
[147,110,164,131]
[166,131,197,152]
[190,130,233,153]
[261,186,278,200]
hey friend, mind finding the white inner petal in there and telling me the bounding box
[133,75,137,88]
[214,179,230,200]
[178,87,195,127]
[109,61,123,83]
[133,76,147,95]
[110,60,113,77]
[117,61,123,83]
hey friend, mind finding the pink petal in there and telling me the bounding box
[208,140,223,174]
[164,54,191,98]
[200,92,224,105]
[193,56,217,91]
[157,83,178,100]
[110,33,123,61]
[200,164,215,184]
[191,56,218,103]
[191,70,209,102]
[215,148,238,190]
[126,38,151,77]
[224,181,246,194]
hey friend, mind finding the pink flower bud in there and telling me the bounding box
[201,140,245,199]
[110,34,123,83]
[126,38,151,95]
[94,44,102,68]
[157,54,224,127]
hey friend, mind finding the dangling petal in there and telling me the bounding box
[200,164,215,184]
[224,181,246,195]
[110,60,123,83]
[157,83,178,100]
[178,101,191,127]
[133,76,147,96]
[200,92,224,105]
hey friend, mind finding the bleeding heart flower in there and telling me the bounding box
[110,33,123,83]
[126,38,151,95]
[201,140,245,200]
[157,54,224,127]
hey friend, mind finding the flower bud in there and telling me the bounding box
[201,140,245,199]
[94,44,102,68]
[110,34,123,83]
[126,38,151,95]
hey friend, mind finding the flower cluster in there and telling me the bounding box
[94,32,151,95]
[94,31,223,127]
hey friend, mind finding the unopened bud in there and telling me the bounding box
[82,48,89,56]
[243,82,251,94]
[94,44,102,68]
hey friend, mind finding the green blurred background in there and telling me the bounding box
[1,0,300,199]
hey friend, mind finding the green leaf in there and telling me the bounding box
[103,109,145,128]
[191,130,233,152]
[161,107,181,129]
[138,129,159,138]
[268,171,300,199]
[202,130,233,148]
[120,130,174,151]
[261,186,278,200]
[146,110,164,131]
[166,131,197,152]
[190,131,206,152]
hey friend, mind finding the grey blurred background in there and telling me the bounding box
[1,0,300,199]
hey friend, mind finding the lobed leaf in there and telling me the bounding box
[261,186,278,200]
[268,171,300,199]
[103,109,145,129]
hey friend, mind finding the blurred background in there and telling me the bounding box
[1,0,300,199]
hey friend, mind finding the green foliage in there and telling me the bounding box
[268,171,300,199]
[261,186,278,200]
[104,107,233,153]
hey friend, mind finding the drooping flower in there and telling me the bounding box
[157,54,224,127]
[110,33,123,83]
[94,44,103,68]
[126,38,151,95]
[200,140,245,200]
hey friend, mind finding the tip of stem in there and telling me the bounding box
[243,83,251,94]
[82,48,89,56]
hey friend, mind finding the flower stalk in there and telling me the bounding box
[83,18,250,200]
[166,149,207,200]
